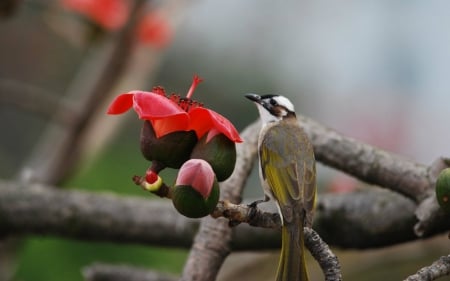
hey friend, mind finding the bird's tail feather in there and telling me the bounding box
[276,217,308,281]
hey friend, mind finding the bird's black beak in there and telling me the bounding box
[245,93,262,103]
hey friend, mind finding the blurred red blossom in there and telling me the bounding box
[62,0,129,30]
[137,12,173,49]
[62,0,173,48]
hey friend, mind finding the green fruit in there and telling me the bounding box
[140,121,197,168]
[435,168,450,212]
[172,181,220,218]
[190,133,236,181]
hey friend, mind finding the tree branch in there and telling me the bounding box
[304,228,342,281]
[0,179,197,248]
[1,180,449,250]
[404,255,450,281]
[298,115,435,202]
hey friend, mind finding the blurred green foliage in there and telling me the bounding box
[14,238,187,281]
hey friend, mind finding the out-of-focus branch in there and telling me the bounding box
[1,179,450,249]
[315,188,426,249]
[298,115,436,202]
[0,78,77,126]
[404,255,450,281]
[0,179,197,248]
[82,263,177,281]
[180,121,260,281]
[298,116,450,237]
[233,118,446,204]
[414,158,450,237]
[18,0,147,185]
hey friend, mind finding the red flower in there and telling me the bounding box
[62,0,129,30]
[107,76,242,143]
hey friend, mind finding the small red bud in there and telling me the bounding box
[145,170,159,184]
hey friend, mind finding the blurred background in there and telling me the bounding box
[0,0,449,280]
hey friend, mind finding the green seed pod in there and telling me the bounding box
[172,181,220,218]
[435,168,450,212]
[140,121,197,168]
[190,133,237,181]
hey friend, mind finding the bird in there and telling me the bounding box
[245,93,316,281]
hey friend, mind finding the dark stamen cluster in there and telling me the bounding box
[152,86,203,112]
[152,86,166,96]
[170,95,203,112]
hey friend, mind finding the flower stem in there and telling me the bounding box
[132,175,173,198]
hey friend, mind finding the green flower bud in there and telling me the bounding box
[172,159,220,218]
[436,168,450,212]
[190,133,236,181]
[140,121,197,168]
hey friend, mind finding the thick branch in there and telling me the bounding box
[298,116,433,202]
[315,188,423,248]
[1,179,449,250]
[0,180,198,248]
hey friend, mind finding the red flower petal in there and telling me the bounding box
[132,91,185,119]
[176,159,215,199]
[132,91,190,138]
[185,107,212,139]
[189,108,243,143]
[150,116,190,138]
[106,93,134,114]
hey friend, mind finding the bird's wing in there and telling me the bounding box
[260,123,316,225]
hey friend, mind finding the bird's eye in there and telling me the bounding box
[270,99,277,106]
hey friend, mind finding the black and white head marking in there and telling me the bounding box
[245,93,295,124]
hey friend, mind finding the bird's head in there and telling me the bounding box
[245,93,295,124]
